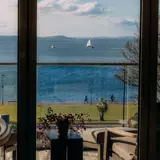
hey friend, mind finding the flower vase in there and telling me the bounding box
[57,123,69,139]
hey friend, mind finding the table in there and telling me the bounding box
[47,130,83,160]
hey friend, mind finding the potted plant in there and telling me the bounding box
[10,123,17,133]
[128,112,138,128]
[37,107,91,146]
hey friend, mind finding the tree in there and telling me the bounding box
[115,22,160,101]
[96,98,108,121]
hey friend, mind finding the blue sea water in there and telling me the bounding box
[0,36,138,102]
[37,36,132,63]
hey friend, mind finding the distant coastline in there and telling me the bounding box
[37,35,134,39]
[0,35,134,40]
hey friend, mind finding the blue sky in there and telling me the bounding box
[0,0,140,37]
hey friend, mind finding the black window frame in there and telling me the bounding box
[15,0,158,159]
[138,0,158,159]
[17,0,37,160]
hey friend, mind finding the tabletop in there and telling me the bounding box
[47,129,82,140]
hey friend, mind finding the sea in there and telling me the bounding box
[0,36,138,103]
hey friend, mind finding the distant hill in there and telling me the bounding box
[0,35,134,41]
[90,36,133,40]
[40,35,72,40]
[74,36,133,39]
[38,35,134,40]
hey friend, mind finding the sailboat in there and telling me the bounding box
[50,45,55,48]
[86,39,94,48]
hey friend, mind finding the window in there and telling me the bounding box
[0,1,17,159]
[36,0,140,159]
[0,0,157,159]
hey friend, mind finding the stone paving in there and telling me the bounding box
[3,149,98,160]
[83,151,98,160]
[36,150,98,160]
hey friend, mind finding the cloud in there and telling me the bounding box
[0,0,17,35]
[119,19,136,26]
[0,0,137,36]
[0,23,7,28]
[37,12,136,37]
[105,17,137,27]
[38,0,108,16]
[73,2,105,16]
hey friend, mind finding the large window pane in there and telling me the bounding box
[36,65,138,159]
[37,0,140,159]
[0,1,17,63]
[0,1,17,159]
[0,66,17,159]
[37,0,140,63]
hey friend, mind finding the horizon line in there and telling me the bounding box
[0,35,134,38]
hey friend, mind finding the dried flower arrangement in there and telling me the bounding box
[37,107,91,147]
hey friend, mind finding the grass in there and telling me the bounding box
[0,103,138,123]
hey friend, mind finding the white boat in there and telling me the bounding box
[86,39,94,48]
[50,45,55,48]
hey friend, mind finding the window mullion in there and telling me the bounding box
[17,0,37,160]
[138,0,158,159]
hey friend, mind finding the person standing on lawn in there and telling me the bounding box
[84,96,88,104]
[111,94,115,103]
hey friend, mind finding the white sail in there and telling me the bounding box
[86,39,91,47]
[50,45,55,48]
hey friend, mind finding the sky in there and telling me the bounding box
[0,0,140,37]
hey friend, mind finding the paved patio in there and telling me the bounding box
[36,150,98,160]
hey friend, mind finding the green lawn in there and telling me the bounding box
[0,103,138,123]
